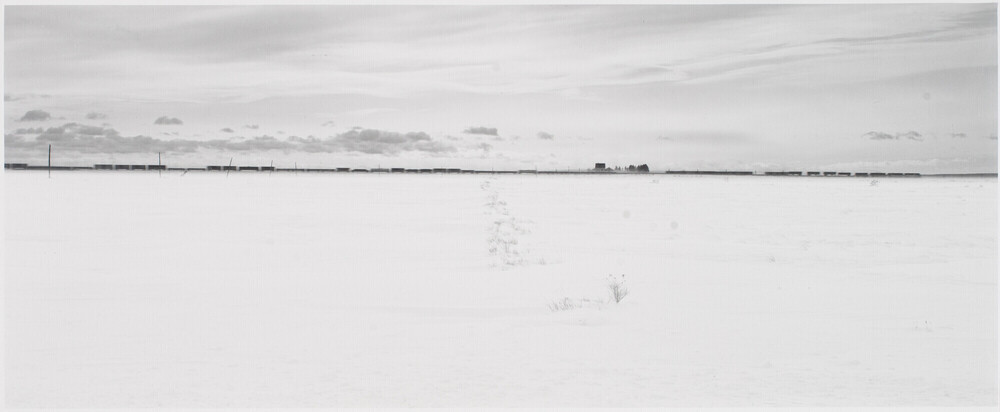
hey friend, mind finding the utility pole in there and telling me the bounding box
[48,144,52,178]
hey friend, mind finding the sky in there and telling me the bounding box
[4,4,998,172]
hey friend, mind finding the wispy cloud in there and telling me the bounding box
[654,131,749,144]
[5,93,50,102]
[863,131,923,141]
[537,131,554,140]
[85,112,108,120]
[340,108,399,117]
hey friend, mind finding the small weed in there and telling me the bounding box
[548,297,602,312]
[608,274,629,303]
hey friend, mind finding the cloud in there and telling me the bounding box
[863,131,896,140]
[321,121,336,127]
[280,129,448,155]
[537,131,555,140]
[863,131,923,141]
[13,127,44,134]
[154,116,183,125]
[7,123,201,154]
[4,134,28,148]
[5,93,49,102]
[322,129,456,155]
[477,142,493,158]
[6,125,459,156]
[19,110,51,122]
[205,135,290,152]
[244,124,259,129]
[464,126,498,136]
[220,128,234,133]
[950,132,967,138]
[85,112,108,120]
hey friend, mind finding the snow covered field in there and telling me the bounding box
[4,171,997,408]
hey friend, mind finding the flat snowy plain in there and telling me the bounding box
[4,171,997,409]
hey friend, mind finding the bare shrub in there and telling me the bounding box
[608,274,629,303]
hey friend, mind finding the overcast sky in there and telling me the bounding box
[4,4,997,172]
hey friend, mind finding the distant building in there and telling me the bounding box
[595,163,606,170]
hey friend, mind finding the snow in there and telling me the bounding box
[4,171,997,408]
